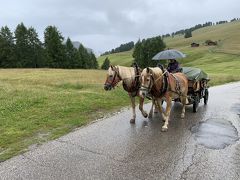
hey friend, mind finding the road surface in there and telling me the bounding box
[0,82,240,180]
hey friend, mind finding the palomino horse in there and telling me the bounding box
[139,67,188,131]
[104,64,154,123]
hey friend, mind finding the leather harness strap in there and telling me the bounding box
[149,70,184,98]
[147,69,168,98]
[167,73,187,97]
[122,64,141,96]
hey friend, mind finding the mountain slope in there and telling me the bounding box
[98,21,240,85]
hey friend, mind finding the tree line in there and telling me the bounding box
[132,36,166,68]
[101,41,134,56]
[0,23,98,69]
[101,36,166,69]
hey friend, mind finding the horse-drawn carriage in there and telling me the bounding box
[104,49,210,131]
[182,67,209,112]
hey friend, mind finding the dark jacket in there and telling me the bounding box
[167,60,180,73]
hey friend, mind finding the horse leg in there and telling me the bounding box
[162,97,172,131]
[155,98,167,122]
[180,96,187,119]
[154,99,159,113]
[129,95,136,123]
[139,97,148,118]
[148,99,155,118]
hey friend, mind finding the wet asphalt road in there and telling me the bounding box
[0,82,240,180]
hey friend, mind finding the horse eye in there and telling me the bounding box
[109,75,113,78]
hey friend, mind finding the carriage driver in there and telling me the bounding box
[167,59,181,73]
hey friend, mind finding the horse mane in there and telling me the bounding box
[147,67,163,78]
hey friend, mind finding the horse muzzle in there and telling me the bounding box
[104,84,112,91]
[139,89,147,98]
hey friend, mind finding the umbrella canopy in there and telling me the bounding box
[152,49,186,60]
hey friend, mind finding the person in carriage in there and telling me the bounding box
[167,59,182,73]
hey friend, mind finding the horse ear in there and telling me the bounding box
[110,65,114,70]
[146,67,150,73]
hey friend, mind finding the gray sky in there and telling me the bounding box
[0,0,239,55]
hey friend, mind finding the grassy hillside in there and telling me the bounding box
[97,21,240,85]
[98,50,134,67]
[165,21,240,55]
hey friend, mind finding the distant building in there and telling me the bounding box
[191,43,200,47]
[205,40,217,46]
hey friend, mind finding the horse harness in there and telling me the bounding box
[147,68,183,98]
[122,64,141,96]
[168,73,182,95]
[148,70,168,98]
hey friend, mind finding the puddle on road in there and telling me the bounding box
[191,118,239,149]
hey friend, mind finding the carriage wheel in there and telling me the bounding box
[204,89,209,105]
[193,94,199,113]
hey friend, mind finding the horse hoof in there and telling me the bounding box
[161,127,168,132]
[181,114,185,119]
[143,113,148,118]
[130,119,135,124]
[148,114,152,118]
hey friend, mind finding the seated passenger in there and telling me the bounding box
[167,59,181,73]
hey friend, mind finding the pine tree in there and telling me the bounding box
[101,57,110,70]
[0,26,15,67]
[65,37,78,68]
[78,44,89,69]
[89,52,98,69]
[15,23,29,67]
[44,26,66,68]
[133,36,166,68]
[132,39,144,67]
[26,27,44,68]
[184,30,192,38]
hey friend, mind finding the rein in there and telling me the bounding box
[153,70,168,83]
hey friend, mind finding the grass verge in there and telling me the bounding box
[0,69,130,161]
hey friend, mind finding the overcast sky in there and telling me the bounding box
[0,0,239,55]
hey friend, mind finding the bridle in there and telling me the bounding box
[140,74,154,93]
[140,70,168,96]
[104,67,122,89]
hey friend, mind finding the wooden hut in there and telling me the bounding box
[191,43,200,47]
